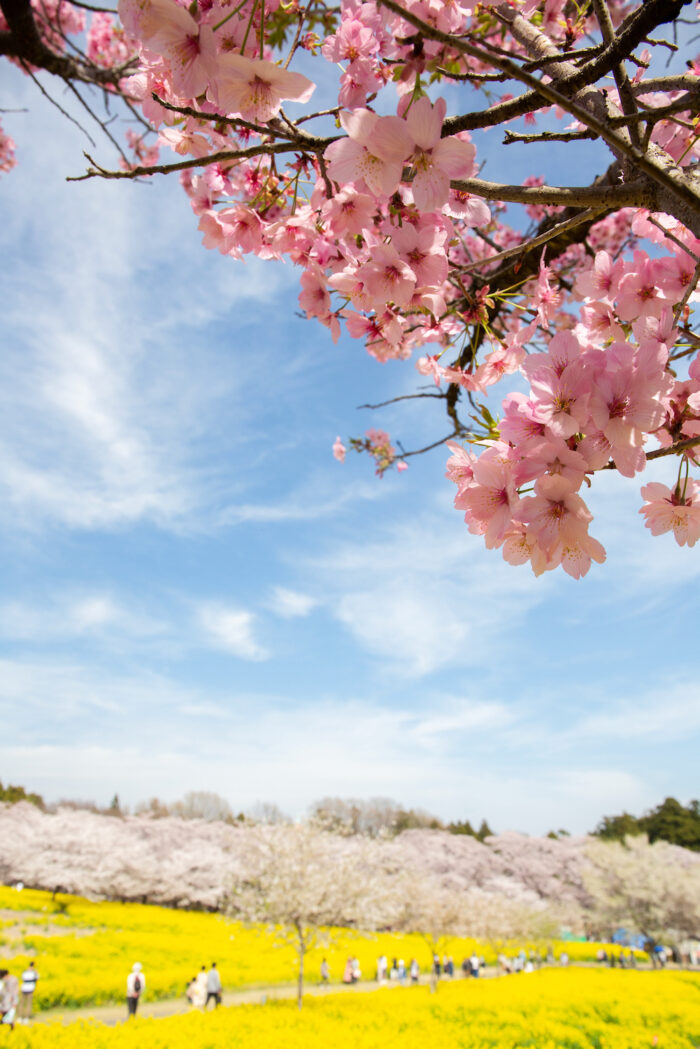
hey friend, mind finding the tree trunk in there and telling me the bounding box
[297,937,305,1009]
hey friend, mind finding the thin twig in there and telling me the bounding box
[648,217,700,263]
[68,140,320,181]
[399,431,469,459]
[357,392,447,410]
[592,0,641,149]
[283,0,311,69]
[458,208,607,274]
[25,65,95,145]
[602,436,700,469]
[61,0,117,11]
[65,78,130,166]
[673,258,700,325]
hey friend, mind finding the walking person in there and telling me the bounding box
[0,970,19,1031]
[18,961,39,1024]
[191,966,208,1009]
[126,963,145,1019]
[205,963,222,1008]
[320,958,330,985]
[185,976,196,1006]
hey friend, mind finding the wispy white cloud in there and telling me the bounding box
[196,602,269,661]
[308,512,549,676]
[0,647,693,831]
[215,480,385,527]
[0,71,304,536]
[266,587,318,618]
[571,682,700,743]
[0,594,166,645]
[408,700,515,748]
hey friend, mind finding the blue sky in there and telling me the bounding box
[1,58,699,836]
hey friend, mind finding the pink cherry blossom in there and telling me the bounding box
[354,242,417,309]
[324,109,413,198]
[616,251,666,322]
[403,96,476,212]
[558,531,606,579]
[445,440,477,491]
[516,474,594,556]
[532,252,561,326]
[574,250,623,303]
[321,18,378,63]
[499,393,548,447]
[454,444,519,548]
[332,436,347,462]
[0,120,16,174]
[321,188,377,237]
[588,342,673,477]
[474,342,525,389]
[639,480,700,546]
[444,189,491,227]
[527,359,591,440]
[211,54,315,123]
[416,354,446,386]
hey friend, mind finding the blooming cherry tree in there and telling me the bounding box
[2,0,700,576]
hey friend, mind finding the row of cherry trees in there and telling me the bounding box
[2,0,699,575]
[2,803,699,950]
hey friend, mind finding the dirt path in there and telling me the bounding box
[32,963,667,1027]
[37,977,408,1026]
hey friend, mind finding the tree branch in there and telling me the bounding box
[592,0,642,149]
[376,0,691,136]
[448,176,652,209]
[602,436,700,469]
[0,0,135,85]
[68,139,327,181]
[457,207,606,274]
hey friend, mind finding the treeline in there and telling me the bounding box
[307,797,494,840]
[592,797,700,853]
[0,782,494,839]
[0,780,44,808]
[4,777,699,850]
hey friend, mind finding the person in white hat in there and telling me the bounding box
[126,963,145,1018]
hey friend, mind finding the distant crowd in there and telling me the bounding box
[597,943,700,968]
[3,940,697,1030]
[126,961,223,1019]
[324,948,567,988]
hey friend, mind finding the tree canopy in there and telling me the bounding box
[593,796,700,852]
[1,0,700,576]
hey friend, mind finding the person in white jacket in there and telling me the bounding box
[126,963,145,1018]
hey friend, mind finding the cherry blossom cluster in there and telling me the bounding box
[3,0,699,576]
[438,221,700,574]
[346,429,408,475]
[0,120,16,174]
[102,0,700,571]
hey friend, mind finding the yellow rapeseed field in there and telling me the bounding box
[0,887,642,1010]
[8,969,700,1049]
